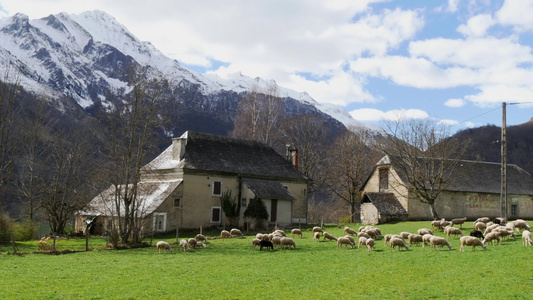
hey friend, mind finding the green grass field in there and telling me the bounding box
[1,221,532,299]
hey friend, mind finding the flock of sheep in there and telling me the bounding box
[155,217,532,254]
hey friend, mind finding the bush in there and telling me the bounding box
[0,212,15,235]
[14,221,39,241]
[243,197,269,230]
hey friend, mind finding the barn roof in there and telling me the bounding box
[373,155,533,195]
[242,178,295,201]
[81,180,182,217]
[362,192,407,216]
[145,131,308,181]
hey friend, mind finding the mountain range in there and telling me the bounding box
[0,10,377,138]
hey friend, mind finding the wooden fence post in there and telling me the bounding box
[85,229,89,251]
[11,233,16,254]
[175,227,179,243]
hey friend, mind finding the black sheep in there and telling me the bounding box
[470,230,485,240]
[259,240,274,251]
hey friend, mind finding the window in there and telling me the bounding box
[173,197,181,207]
[241,198,247,207]
[379,168,389,192]
[511,204,518,216]
[211,206,221,223]
[212,181,222,196]
[153,213,167,232]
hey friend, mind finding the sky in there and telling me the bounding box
[1,0,533,131]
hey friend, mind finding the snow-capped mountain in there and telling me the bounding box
[0,10,375,133]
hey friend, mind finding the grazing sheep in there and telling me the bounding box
[440,219,451,228]
[408,234,423,246]
[494,227,515,241]
[230,228,243,238]
[263,234,272,241]
[37,237,51,251]
[474,221,486,231]
[196,242,206,248]
[256,233,264,240]
[460,236,487,251]
[280,237,296,249]
[483,232,501,246]
[291,229,303,238]
[494,217,506,225]
[390,237,409,251]
[357,232,371,239]
[512,219,531,232]
[445,226,464,239]
[366,238,375,252]
[422,234,433,248]
[451,217,467,227]
[188,238,198,248]
[259,240,274,251]
[251,238,262,249]
[195,234,207,243]
[400,232,411,239]
[337,237,354,249]
[522,230,532,247]
[344,235,355,245]
[365,228,380,240]
[384,234,402,246]
[431,220,443,231]
[469,230,485,240]
[474,217,490,224]
[156,241,173,254]
[358,237,368,249]
[273,229,287,237]
[484,224,500,235]
[323,232,337,241]
[344,226,357,236]
[272,236,282,249]
[220,230,231,238]
[417,228,433,236]
[429,236,452,251]
[179,239,190,252]
[312,226,323,233]
[313,232,321,242]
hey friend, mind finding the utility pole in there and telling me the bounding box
[500,102,507,221]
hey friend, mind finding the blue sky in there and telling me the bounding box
[1,0,533,131]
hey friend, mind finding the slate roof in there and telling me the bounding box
[374,155,533,196]
[82,180,182,217]
[362,192,408,216]
[145,131,308,180]
[242,178,295,201]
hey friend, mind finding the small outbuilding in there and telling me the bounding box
[360,192,408,225]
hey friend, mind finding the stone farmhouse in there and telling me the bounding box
[360,155,533,224]
[76,131,309,234]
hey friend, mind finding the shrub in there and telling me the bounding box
[14,221,39,241]
[0,212,15,235]
[221,190,240,227]
[243,197,269,230]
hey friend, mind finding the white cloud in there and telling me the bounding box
[497,0,533,32]
[438,119,459,126]
[447,0,459,13]
[457,14,495,37]
[349,108,429,122]
[445,98,466,108]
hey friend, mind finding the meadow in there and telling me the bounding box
[1,221,532,299]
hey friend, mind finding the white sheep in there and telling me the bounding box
[400,232,411,239]
[251,238,261,249]
[366,238,374,252]
[343,235,355,245]
[272,236,282,249]
[291,229,303,238]
[323,232,337,241]
[196,242,206,248]
[407,234,423,246]
[422,234,433,248]
[522,230,532,247]
[445,226,463,239]
[313,231,321,242]
[230,228,243,238]
[220,230,231,238]
[273,229,287,237]
[483,232,501,246]
[337,237,354,249]
[390,237,409,251]
[188,238,197,248]
[512,219,531,232]
[312,226,323,233]
[460,236,487,251]
[156,241,173,254]
[179,239,190,252]
[417,228,433,236]
[450,217,467,227]
[357,232,371,239]
[384,234,402,246]
[195,234,207,242]
[256,233,265,240]
[358,236,368,249]
[484,223,499,235]
[474,217,490,224]
[429,236,451,251]
[280,237,296,249]
[344,226,357,236]
[494,227,515,241]
[474,221,486,231]
[364,228,380,239]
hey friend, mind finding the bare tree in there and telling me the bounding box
[376,118,471,220]
[0,66,22,210]
[97,65,169,244]
[326,128,380,223]
[232,84,284,147]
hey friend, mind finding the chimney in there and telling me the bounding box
[286,144,299,170]
[172,137,187,161]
